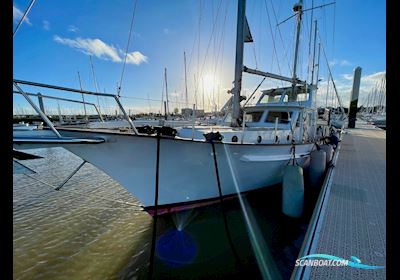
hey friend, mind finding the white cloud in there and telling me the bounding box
[125,51,148,65]
[329,59,352,67]
[68,25,79,33]
[132,31,141,38]
[340,73,353,80]
[42,20,50,30]
[13,5,32,25]
[316,70,386,107]
[361,71,386,83]
[54,35,122,62]
[170,91,181,98]
[53,35,148,65]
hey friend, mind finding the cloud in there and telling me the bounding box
[170,91,181,98]
[340,73,353,80]
[13,5,32,25]
[329,59,352,67]
[124,51,148,65]
[53,35,148,65]
[68,25,79,33]
[132,31,141,37]
[316,70,386,107]
[42,20,50,30]
[54,35,122,62]
[361,71,386,83]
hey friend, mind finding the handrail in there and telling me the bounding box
[13,82,62,138]
[13,90,104,122]
[13,79,139,135]
[14,79,115,97]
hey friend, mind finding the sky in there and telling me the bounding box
[13,0,386,115]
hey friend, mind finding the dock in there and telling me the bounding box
[293,122,386,279]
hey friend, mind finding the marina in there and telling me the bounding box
[13,120,386,279]
[12,0,386,279]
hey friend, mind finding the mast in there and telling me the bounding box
[311,20,318,84]
[231,0,246,127]
[306,0,314,83]
[202,77,205,111]
[89,56,102,117]
[164,67,170,116]
[184,52,189,108]
[77,71,88,121]
[315,42,321,88]
[290,0,304,101]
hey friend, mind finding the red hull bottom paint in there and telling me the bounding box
[144,191,251,216]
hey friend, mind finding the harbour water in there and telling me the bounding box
[14,147,315,279]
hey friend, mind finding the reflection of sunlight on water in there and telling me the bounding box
[156,229,197,267]
[222,144,282,280]
[171,209,198,231]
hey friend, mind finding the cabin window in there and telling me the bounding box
[296,93,309,102]
[259,94,283,103]
[245,111,263,122]
[266,111,292,124]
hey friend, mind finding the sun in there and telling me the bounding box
[202,74,218,93]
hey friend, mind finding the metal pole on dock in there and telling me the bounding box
[348,67,362,128]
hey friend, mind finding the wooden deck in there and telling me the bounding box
[293,122,386,279]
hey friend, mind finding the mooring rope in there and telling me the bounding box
[148,133,161,280]
[210,140,241,266]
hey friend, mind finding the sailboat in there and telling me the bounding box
[13,0,328,212]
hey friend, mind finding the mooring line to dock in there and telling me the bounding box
[210,141,241,266]
[148,133,161,280]
[55,160,87,191]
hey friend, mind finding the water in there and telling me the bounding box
[13,147,314,279]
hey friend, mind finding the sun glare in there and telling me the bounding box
[202,74,218,93]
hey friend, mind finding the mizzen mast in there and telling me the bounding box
[290,0,304,101]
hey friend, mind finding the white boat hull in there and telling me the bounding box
[14,129,314,208]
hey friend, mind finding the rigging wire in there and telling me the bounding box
[197,0,223,88]
[243,77,267,107]
[13,0,37,38]
[211,1,230,109]
[117,0,139,97]
[269,0,292,75]
[196,0,202,100]
[264,0,283,86]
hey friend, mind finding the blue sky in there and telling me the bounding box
[13,0,386,115]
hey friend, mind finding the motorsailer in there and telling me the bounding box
[13,0,330,212]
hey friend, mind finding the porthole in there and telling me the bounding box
[232,135,238,142]
[257,136,262,143]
